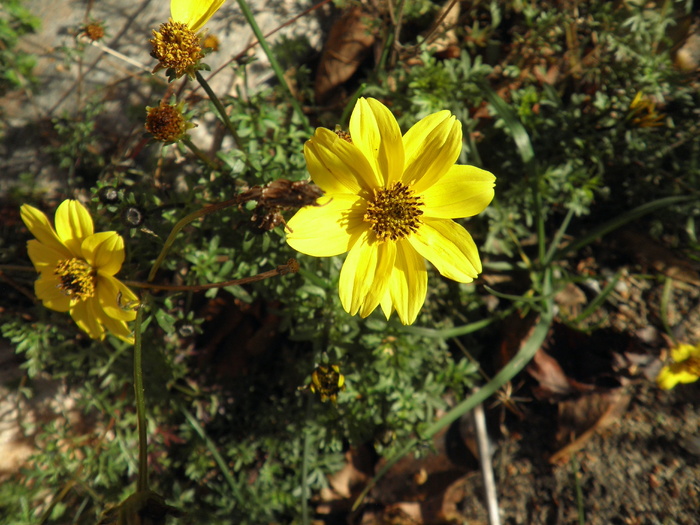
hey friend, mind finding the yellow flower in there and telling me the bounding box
[308,364,346,403]
[150,0,226,79]
[20,200,139,343]
[628,91,665,128]
[656,342,700,390]
[286,98,496,325]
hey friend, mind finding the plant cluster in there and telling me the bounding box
[0,0,698,524]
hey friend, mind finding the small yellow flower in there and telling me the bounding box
[628,91,665,128]
[286,98,496,325]
[20,200,139,343]
[656,342,700,390]
[150,0,226,79]
[309,365,346,403]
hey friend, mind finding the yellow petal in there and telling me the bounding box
[655,367,678,390]
[656,364,697,390]
[55,200,94,256]
[100,314,135,344]
[383,240,427,325]
[408,219,481,282]
[71,299,106,340]
[359,241,396,318]
[20,204,72,258]
[421,165,496,219]
[402,113,462,194]
[349,98,404,186]
[339,233,394,317]
[27,240,67,272]
[97,275,138,321]
[81,231,125,275]
[286,195,366,257]
[306,128,381,194]
[670,343,698,362]
[35,275,71,312]
[171,0,225,33]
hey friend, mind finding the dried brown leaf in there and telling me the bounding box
[314,7,376,105]
[549,388,631,464]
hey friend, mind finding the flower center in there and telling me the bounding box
[150,19,203,76]
[55,258,96,301]
[682,356,700,376]
[334,129,353,143]
[364,182,423,242]
[145,102,188,142]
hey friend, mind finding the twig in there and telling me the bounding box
[474,398,500,525]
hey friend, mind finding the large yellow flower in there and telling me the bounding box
[20,200,139,343]
[656,342,700,390]
[170,0,226,33]
[286,98,496,325]
[151,0,226,78]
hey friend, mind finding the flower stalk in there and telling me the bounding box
[233,0,311,134]
[195,71,244,147]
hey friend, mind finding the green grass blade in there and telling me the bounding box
[352,309,554,511]
[554,195,698,260]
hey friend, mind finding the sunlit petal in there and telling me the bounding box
[35,276,71,312]
[81,231,125,275]
[384,241,427,325]
[20,205,72,258]
[97,275,138,321]
[27,240,67,272]
[100,314,135,344]
[421,165,496,218]
[286,195,366,257]
[55,200,94,256]
[358,241,396,318]
[71,299,106,341]
[349,98,404,186]
[171,0,226,33]
[670,343,695,362]
[339,234,394,317]
[306,128,381,194]
[403,115,462,193]
[409,219,481,282]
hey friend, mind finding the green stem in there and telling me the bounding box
[352,307,554,511]
[195,71,244,147]
[300,396,313,525]
[182,137,219,171]
[147,198,238,282]
[234,0,312,134]
[181,407,240,500]
[133,300,148,492]
[571,455,586,525]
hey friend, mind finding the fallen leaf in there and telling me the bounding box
[314,7,376,105]
[549,388,631,464]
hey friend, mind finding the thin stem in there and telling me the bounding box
[571,455,586,525]
[0,265,36,272]
[181,407,240,500]
[133,300,148,492]
[130,259,298,292]
[388,0,406,68]
[181,137,219,171]
[234,0,312,134]
[474,399,500,525]
[352,309,554,511]
[300,395,313,525]
[147,198,239,282]
[195,71,244,147]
